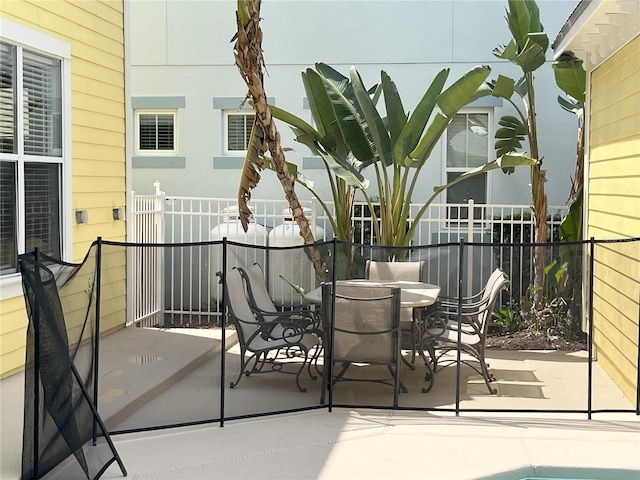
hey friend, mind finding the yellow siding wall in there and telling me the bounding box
[0,0,126,378]
[588,35,640,402]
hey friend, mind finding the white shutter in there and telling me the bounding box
[22,50,62,157]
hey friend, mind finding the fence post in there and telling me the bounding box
[588,237,594,419]
[220,237,227,427]
[467,199,474,297]
[455,238,465,416]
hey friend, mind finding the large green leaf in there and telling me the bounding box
[407,112,449,166]
[432,153,538,196]
[406,65,490,166]
[495,115,527,158]
[270,104,320,141]
[393,68,448,164]
[350,67,393,167]
[490,75,515,99]
[269,106,369,190]
[320,69,376,166]
[552,52,586,104]
[506,0,542,49]
[381,71,406,150]
[302,69,336,137]
[437,65,491,117]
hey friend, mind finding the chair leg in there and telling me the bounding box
[230,347,248,389]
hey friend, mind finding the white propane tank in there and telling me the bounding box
[268,207,325,306]
[210,205,267,302]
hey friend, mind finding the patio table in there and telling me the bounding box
[304,279,440,309]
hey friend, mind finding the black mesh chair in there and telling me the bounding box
[321,283,402,407]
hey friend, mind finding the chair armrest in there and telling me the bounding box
[258,309,322,332]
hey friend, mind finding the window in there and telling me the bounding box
[225,111,255,153]
[1,38,65,277]
[135,110,176,154]
[445,112,490,221]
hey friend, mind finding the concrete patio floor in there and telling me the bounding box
[1,326,639,479]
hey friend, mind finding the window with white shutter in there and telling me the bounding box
[135,110,176,154]
[225,111,255,153]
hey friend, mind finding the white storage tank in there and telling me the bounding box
[210,205,268,302]
[268,207,325,306]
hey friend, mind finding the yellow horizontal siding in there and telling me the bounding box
[588,35,640,404]
[0,1,127,377]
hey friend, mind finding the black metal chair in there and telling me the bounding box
[219,268,321,392]
[321,283,402,407]
[238,263,322,336]
[365,260,425,367]
[421,269,510,394]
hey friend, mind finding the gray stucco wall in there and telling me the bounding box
[128,0,578,206]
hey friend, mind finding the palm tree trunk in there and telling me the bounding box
[234,0,325,281]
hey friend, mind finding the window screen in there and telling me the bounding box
[0,42,16,154]
[0,161,17,273]
[227,113,255,151]
[445,112,489,221]
[138,113,175,151]
[24,163,61,258]
[22,50,62,157]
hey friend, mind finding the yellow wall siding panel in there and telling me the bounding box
[72,124,124,147]
[590,138,640,161]
[73,76,124,102]
[74,109,125,134]
[588,35,640,404]
[588,210,640,238]
[0,301,28,335]
[1,349,27,377]
[590,92,640,130]
[73,62,125,89]
[72,93,125,119]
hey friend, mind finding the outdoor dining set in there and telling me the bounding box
[221,261,509,406]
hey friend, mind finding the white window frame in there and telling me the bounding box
[224,110,255,155]
[443,109,493,225]
[0,19,71,299]
[135,109,177,155]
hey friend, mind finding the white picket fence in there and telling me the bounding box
[129,182,568,326]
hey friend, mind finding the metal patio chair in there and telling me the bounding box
[365,260,425,366]
[219,268,321,392]
[421,270,509,394]
[238,263,322,336]
[321,283,402,407]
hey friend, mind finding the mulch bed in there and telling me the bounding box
[485,330,586,351]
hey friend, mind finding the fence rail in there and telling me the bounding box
[129,184,567,326]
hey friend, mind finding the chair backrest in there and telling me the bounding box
[323,284,401,364]
[480,268,507,303]
[221,268,260,343]
[476,272,510,335]
[238,263,278,314]
[365,260,424,282]
[365,260,424,324]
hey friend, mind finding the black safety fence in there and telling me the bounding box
[18,237,640,477]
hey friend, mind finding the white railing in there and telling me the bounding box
[128,182,165,326]
[129,184,567,326]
